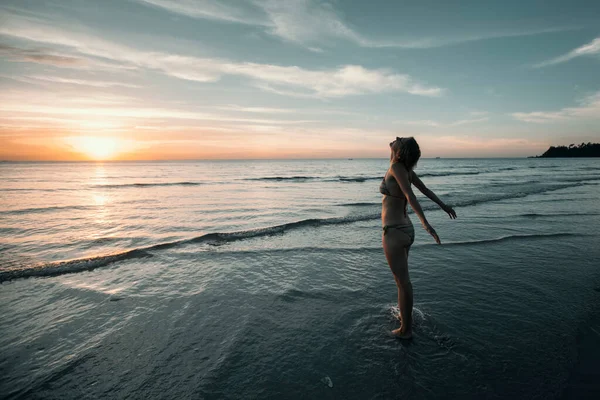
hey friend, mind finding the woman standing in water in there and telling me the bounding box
[381,137,457,339]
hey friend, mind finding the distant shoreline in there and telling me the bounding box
[532,143,600,158]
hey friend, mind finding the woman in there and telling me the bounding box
[381,137,457,339]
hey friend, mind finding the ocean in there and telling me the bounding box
[1,158,599,399]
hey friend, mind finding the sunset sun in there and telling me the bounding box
[66,136,119,160]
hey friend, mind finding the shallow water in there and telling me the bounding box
[1,158,600,399]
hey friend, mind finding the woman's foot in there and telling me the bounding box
[392,327,412,340]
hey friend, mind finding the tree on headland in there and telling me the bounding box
[538,142,600,157]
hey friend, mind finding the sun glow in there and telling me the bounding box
[65,136,119,160]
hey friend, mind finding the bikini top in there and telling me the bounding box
[379,173,409,198]
[380,173,409,216]
[379,176,398,197]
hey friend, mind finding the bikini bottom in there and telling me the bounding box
[382,223,415,246]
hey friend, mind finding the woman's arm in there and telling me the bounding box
[411,171,457,219]
[390,163,441,244]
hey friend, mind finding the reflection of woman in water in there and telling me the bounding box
[381,137,457,339]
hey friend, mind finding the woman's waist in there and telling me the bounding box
[382,195,407,205]
[381,215,413,227]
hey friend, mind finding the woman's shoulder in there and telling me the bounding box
[390,162,414,183]
[390,161,409,175]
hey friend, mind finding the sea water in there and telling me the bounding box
[1,158,599,399]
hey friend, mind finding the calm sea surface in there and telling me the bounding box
[1,158,600,399]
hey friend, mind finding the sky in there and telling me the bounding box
[0,0,599,160]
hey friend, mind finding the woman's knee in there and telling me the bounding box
[393,272,411,287]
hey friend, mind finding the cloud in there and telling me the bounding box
[257,1,575,49]
[223,63,444,97]
[0,86,326,140]
[512,91,600,123]
[11,74,141,88]
[133,0,268,25]
[0,43,87,66]
[450,117,489,126]
[215,105,295,113]
[534,37,600,67]
[0,14,443,98]
[132,0,575,50]
[0,103,317,125]
[402,117,489,128]
[132,0,365,47]
[256,0,366,47]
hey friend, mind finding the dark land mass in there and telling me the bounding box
[533,142,600,158]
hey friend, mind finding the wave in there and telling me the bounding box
[447,181,590,209]
[0,249,152,283]
[93,181,202,188]
[244,175,381,182]
[232,168,599,184]
[0,213,379,283]
[176,213,380,247]
[418,171,480,177]
[338,180,591,211]
[2,177,594,282]
[334,176,381,182]
[4,177,592,218]
[203,232,587,254]
[473,211,600,219]
[1,205,94,215]
[1,224,590,283]
[439,232,583,247]
[245,176,317,182]
[336,202,380,207]
[246,171,488,182]
[520,212,600,218]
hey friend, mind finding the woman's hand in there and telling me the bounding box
[424,223,441,244]
[442,204,457,219]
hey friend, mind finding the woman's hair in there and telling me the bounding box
[390,136,421,170]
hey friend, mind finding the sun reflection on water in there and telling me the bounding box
[93,194,107,206]
[91,163,110,225]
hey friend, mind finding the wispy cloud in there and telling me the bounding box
[0,13,443,98]
[215,105,296,114]
[402,117,488,128]
[0,85,328,142]
[0,103,317,125]
[132,0,575,50]
[223,63,444,97]
[255,0,367,47]
[133,0,268,25]
[259,1,575,50]
[213,104,359,117]
[10,74,141,89]
[533,37,600,67]
[512,91,600,123]
[450,117,490,126]
[0,43,87,66]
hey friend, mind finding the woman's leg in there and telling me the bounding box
[383,229,413,339]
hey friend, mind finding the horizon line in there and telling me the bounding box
[1,156,546,163]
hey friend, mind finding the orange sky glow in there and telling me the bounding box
[2,1,598,161]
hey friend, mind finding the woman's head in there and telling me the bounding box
[390,136,420,170]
